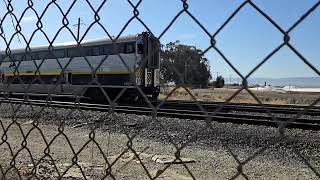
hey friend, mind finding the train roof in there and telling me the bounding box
[0,34,139,54]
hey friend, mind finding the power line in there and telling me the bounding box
[2,0,21,43]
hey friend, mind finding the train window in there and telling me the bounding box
[3,55,11,62]
[1,55,6,62]
[117,43,125,54]
[101,43,133,55]
[68,48,81,57]
[46,49,65,59]
[29,52,39,60]
[99,46,104,55]
[24,53,34,60]
[47,51,54,58]
[38,51,50,59]
[103,44,112,55]
[14,54,24,61]
[5,55,13,62]
[85,47,93,56]
[92,46,99,56]
[110,43,123,54]
[24,54,31,60]
[25,51,39,60]
[1,54,8,62]
[137,43,143,54]
[1,55,5,62]
[125,43,135,54]
[54,49,65,58]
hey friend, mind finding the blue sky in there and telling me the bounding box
[0,0,319,79]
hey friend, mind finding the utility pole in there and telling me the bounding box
[73,18,85,42]
[214,72,220,80]
[77,18,80,41]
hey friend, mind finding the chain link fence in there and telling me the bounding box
[0,0,320,179]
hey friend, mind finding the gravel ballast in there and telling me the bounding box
[0,103,319,179]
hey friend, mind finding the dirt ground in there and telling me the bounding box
[161,87,320,105]
[1,117,320,179]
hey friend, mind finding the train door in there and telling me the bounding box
[152,37,160,87]
[146,36,153,87]
[141,33,152,87]
[137,32,160,88]
[146,36,160,87]
[135,35,145,86]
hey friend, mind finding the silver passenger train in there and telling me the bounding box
[0,32,160,102]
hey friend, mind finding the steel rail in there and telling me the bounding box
[2,93,319,115]
[162,100,320,109]
[1,98,319,130]
[154,100,320,116]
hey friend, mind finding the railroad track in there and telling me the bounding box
[1,97,320,130]
[155,100,320,116]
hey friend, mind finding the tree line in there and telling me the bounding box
[160,41,224,88]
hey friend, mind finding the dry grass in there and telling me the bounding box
[160,87,320,105]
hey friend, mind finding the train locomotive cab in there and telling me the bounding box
[85,32,161,102]
[135,32,160,100]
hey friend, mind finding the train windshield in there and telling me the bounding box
[137,43,144,54]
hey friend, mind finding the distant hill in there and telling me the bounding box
[230,77,320,87]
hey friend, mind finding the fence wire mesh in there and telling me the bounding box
[0,0,320,179]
